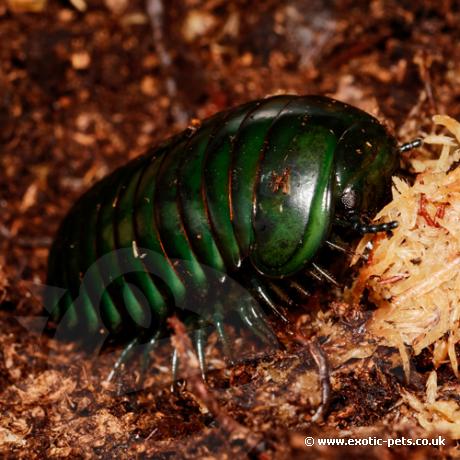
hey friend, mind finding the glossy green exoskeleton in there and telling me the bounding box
[47,95,407,379]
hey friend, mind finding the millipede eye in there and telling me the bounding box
[342,188,359,210]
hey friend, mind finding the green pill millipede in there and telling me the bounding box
[46,94,419,379]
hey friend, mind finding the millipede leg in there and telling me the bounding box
[288,280,310,298]
[140,330,161,385]
[106,337,139,384]
[192,326,207,380]
[250,277,288,322]
[170,347,180,389]
[311,262,339,286]
[267,280,295,308]
[237,305,260,340]
[308,269,322,282]
[213,312,234,365]
[325,239,349,254]
[237,303,278,346]
[212,304,234,366]
[248,302,278,345]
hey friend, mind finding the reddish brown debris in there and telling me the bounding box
[418,193,440,228]
[270,168,291,194]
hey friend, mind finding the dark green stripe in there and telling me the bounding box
[134,150,186,305]
[154,135,207,294]
[178,113,227,273]
[202,101,258,270]
[75,177,122,333]
[47,212,77,327]
[96,160,146,331]
[230,96,293,257]
[63,197,99,334]
[114,153,168,328]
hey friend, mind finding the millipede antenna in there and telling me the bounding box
[399,138,423,153]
